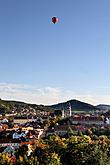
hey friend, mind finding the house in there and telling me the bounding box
[45,129,55,136]
[46,126,70,136]
[14,118,29,124]
[2,118,9,123]
[37,129,44,139]
[70,116,104,125]
[13,131,26,139]
[0,139,21,147]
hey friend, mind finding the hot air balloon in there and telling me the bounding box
[52,17,58,24]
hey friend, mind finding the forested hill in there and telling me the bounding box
[0,99,53,114]
[0,98,110,114]
[50,99,101,112]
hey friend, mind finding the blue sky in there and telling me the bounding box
[0,0,110,105]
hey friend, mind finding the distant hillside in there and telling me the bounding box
[0,99,14,114]
[96,104,110,111]
[50,99,99,112]
[0,99,53,115]
[1,98,110,115]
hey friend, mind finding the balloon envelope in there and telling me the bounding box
[52,17,58,24]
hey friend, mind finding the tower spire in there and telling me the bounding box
[69,102,72,117]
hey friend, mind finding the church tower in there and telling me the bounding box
[69,102,72,117]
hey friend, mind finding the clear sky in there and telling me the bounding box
[0,0,110,105]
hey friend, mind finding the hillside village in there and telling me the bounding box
[0,98,110,164]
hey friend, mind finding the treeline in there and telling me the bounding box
[1,134,110,165]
